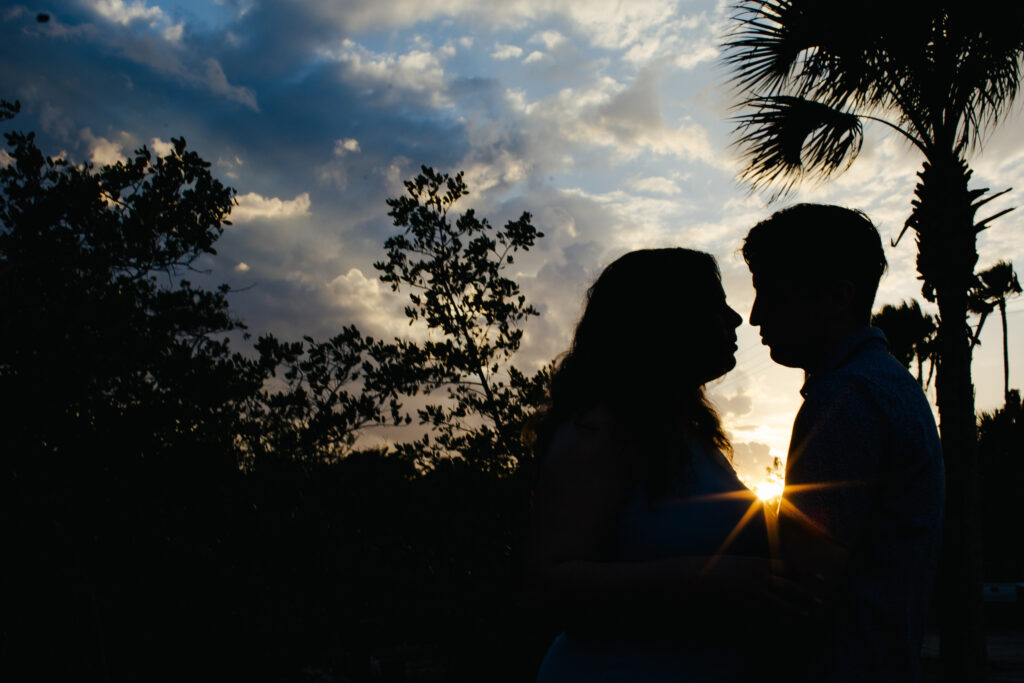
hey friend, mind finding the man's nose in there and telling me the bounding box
[749,296,762,326]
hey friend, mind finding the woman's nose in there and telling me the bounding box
[729,305,743,328]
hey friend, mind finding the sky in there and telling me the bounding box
[3,0,1023,487]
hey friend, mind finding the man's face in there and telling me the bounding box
[749,275,831,370]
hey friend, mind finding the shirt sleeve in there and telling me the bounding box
[783,377,886,550]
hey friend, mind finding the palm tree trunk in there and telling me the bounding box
[934,283,987,683]
[1000,300,1010,403]
[910,156,988,682]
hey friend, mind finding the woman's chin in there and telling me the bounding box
[700,357,737,384]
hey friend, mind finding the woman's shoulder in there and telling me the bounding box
[541,405,630,476]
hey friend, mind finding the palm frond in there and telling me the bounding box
[724,0,806,95]
[951,10,1024,150]
[732,95,863,194]
[725,1,895,104]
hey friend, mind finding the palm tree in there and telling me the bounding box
[723,3,1024,679]
[871,299,938,389]
[970,261,1022,402]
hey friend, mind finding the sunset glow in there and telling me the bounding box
[2,0,1020,495]
[754,479,784,502]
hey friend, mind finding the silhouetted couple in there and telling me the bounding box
[526,204,944,682]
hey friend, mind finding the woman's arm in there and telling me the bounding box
[524,416,800,634]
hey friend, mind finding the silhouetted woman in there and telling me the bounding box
[526,248,787,682]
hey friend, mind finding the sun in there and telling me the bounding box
[754,479,784,502]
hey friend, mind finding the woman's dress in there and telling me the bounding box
[535,439,771,682]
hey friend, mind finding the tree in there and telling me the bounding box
[871,299,938,389]
[968,261,1022,402]
[723,3,1024,678]
[375,166,548,473]
[1,99,18,121]
[0,106,277,680]
[977,390,1024,581]
[0,113,257,464]
[232,328,410,466]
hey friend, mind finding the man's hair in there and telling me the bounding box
[742,203,887,320]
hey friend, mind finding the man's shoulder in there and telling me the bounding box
[799,344,941,479]
[798,344,939,451]
[814,343,929,411]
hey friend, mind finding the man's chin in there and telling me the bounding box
[766,346,803,369]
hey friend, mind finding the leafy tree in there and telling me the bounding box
[0,107,553,680]
[0,99,18,121]
[968,261,1022,402]
[238,327,412,465]
[723,4,1024,676]
[375,166,548,473]
[0,106,273,681]
[0,113,256,463]
[977,390,1024,580]
[872,299,938,389]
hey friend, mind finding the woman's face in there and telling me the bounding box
[689,279,743,385]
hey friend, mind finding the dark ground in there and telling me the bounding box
[922,627,1024,682]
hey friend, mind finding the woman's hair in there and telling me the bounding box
[531,248,731,473]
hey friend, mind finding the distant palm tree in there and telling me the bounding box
[970,261,1022,402]
[872,299,937,389]
[723,3,1024,679]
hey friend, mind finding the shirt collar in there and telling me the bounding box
[800,326,888,397]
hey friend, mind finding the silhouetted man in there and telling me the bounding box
[743,204,944,682]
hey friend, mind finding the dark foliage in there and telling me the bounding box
[978,391,1024,581]
[377,166,549,473]
[871,299,937,389]
[1,110,550,681]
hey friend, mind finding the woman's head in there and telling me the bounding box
[537,247,740,455]
[569,248,741,394]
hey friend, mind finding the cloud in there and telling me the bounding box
[334,138,361,155]
[80,128,128,166]
[4,6,28,21]
[712,390,754,417]
[497,67,724,169]
[318,139,366,189]
[232,192,312,223]
[306,0,671,45]
[627,176,681,195]
[491,43,523,60]
[90,0,164,26]
[320,39,452,108]
[732,440,773,463]
[523,51,545,64]
[201,59,259,110]
[585,68,724,165]
[0,149,13,168]
[675,41,718,69]
[32,6,257,110]
[148,136,173,157]
[730,440,779,484]
[87,0,185,44]
[216,155,245,179]
[284,0,718,63]
[530,29,567,50]
[162,21,183,42]
[324,267,413,339]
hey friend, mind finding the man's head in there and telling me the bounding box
[742,204,886,370]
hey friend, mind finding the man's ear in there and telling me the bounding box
[826,280,857,316]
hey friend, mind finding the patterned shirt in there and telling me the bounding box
[784,327,944,682]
